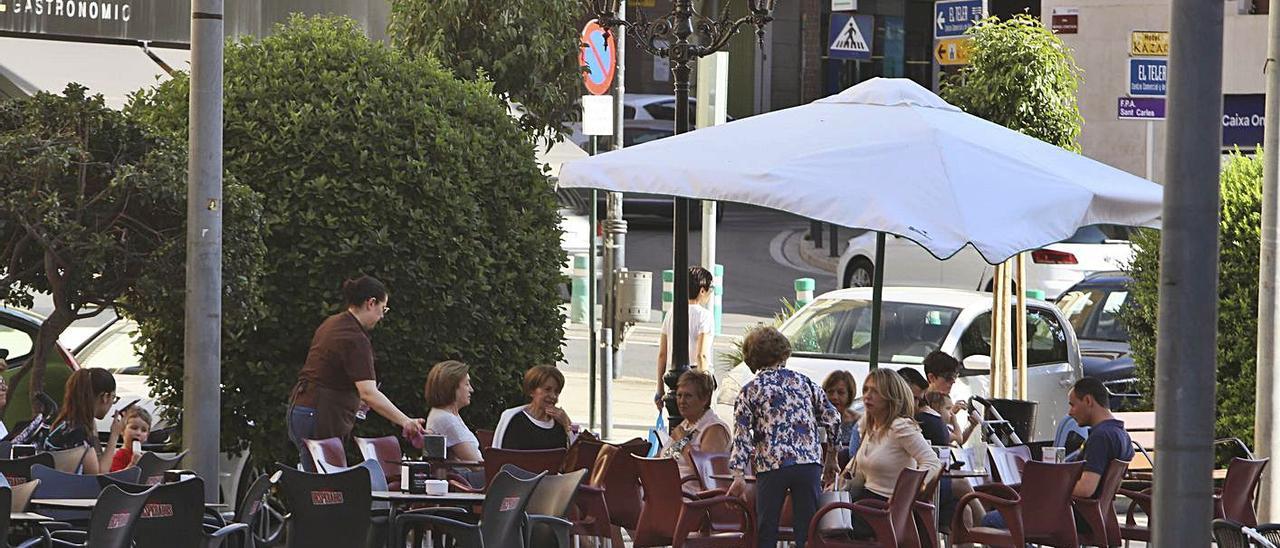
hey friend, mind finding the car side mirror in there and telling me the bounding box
[962,354,991,372]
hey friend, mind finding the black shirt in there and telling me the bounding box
[500,411,568,451]
[916,411,951,447]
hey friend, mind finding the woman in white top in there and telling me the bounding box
[423,360,481,462]
[660,370,731,481]
[841,368,942,539]
[655,266,715,408]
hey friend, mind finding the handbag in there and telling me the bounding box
[817,473,855,533]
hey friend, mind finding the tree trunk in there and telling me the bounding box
[25,250,73,415]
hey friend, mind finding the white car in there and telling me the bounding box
[713,287,1083,442]
[835,225,1136,300]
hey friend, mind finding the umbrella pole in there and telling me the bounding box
[869,232,886,369]
[1016,253,1028,401]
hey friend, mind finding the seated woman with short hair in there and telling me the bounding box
[660,370,730,480]
[492,365,574,450]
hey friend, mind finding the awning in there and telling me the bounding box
[0,37,178,108]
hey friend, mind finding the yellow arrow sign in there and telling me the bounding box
[935,37,972,66]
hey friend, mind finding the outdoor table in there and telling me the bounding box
[371,491,485,506]
[31,499,227,510]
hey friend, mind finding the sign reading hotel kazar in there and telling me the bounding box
[0,0,192,43]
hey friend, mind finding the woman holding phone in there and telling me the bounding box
[42,368,120,474]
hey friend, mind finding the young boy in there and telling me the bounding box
[110,407,152,472]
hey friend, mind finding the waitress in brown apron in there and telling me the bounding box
[287,275,426,471]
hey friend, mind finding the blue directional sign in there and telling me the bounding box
[1128,58,1167,97]
[828,14,875,60]
[934,0,985,39]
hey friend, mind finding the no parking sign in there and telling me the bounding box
[580,20,616,95]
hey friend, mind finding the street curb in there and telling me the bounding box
[795,229,841,275]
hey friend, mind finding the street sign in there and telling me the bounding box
[934,0,985,39]
[1223,94,1264,149]
[1050,7,1078,34]
[1128,58,1167,97]
[582,95,614,136]
[828,14,874,60]
[579,20,616,95]
[832,0,857,11]
[934,37,972,65]
[1117,97,1165,120]
[1130,30,1169,56]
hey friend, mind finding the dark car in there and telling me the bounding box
[564,119,724,226]
[1056,271,1138,408]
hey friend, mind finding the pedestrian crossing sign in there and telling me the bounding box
[828,14,874,60]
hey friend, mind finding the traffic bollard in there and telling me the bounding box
[795,278,815,308]
[570,254,589,324]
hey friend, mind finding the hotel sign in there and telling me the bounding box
[0,0,192,43]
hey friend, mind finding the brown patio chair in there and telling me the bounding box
[673,493,756,548]
[1118,484,1151,544]
[604,438,651,533]
[807,467,927,548]
[1073,459,1129,547]
[354,435,403,486]
[632,455,749,548]
[1214,457,1269,527]
[301,437,346,472]
[571,443,619,547]
[951,460,1084,548]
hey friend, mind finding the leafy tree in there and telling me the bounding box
[940,14,1084,150]
[0,85,264,423]
[129,15,566,464]
[389,0,580,142]
[1121,150,1261,445]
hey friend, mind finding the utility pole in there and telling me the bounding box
[1255,0,1280,521]
[185,0,223,503]
[600,0,626,440]
[1153,0,1223,540]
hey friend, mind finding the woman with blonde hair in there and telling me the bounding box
[841,368,942,539]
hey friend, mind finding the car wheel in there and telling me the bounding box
[844,258,874,288]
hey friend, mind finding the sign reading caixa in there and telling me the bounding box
[1223,94,1264,150]
[0,0,191,43]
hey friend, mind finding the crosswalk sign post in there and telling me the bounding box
[828,14,874,60]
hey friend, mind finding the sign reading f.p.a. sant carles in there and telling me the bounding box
[0,0,191,43]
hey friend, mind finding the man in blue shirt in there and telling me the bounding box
[1067,376,1134,498]
[980,377,1133,529]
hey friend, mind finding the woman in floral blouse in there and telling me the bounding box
[728,326,840,548]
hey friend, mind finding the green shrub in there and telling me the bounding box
[389,0,580,142]
[128,15,565,465]
[940,14,1083,151]
[1121,150,1262,445]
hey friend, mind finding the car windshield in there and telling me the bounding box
[1057,287,1130,342]
[1061,224,1134,243]
[75,321,145,374]
[781,298,961,364]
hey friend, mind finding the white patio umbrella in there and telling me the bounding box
[558,77,1162,367]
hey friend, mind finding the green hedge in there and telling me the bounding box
[127,15,565,465]
[1121,150,1262,445]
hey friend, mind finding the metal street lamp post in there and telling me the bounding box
[584,0,778,427]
